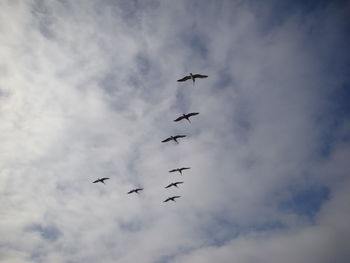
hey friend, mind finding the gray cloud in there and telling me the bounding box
[0,0,349,262]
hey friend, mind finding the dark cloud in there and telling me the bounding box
[26,224,61,241]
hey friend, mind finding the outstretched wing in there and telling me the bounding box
[162,137,172,143]
[136,188,143,192]
[127,190,135,194]
[174,115,185,122]
[101,177,110,181]
[174,135,186,139]
[175,182,184,185]
[177,75,191,82]
[163,198,171,202]
[169,169,177,173]
[92,179,100,183]
[165,184,173,188]
[193,74,208,79]
[180,167,190,170]
[186,112,199,118]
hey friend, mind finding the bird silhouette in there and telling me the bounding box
[92,178,110,184]
[161,135,187,144]
[165,182,184,189]
[127,188,143,194]
[163,196,181,202]
[177,73,208,85]
[168,167,190,175]
[174,112,199,123]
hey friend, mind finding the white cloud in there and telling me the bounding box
[0,0,349,262]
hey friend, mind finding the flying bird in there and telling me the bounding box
[127,188,143,194]
[92,178,110,184]
[163,196,181,202]
[165,182,184,189]
[174,112,199,123]
[177,73,208,85]
[168,167,190,175]
[161,135,187,144]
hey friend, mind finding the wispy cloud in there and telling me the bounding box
[0,0,349,262]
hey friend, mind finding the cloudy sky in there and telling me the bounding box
[1,0,349,262]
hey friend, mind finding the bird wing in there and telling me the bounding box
[165,184,172,188]
[174,135,186,139]
[127,190,134,194]
[169,169,177,173]
[174,196,181,199]
[174,115,185,122]
[180,167,190,170]
[101,177,110,180]
[162,137,172,142]
[193,74,208,79]
[175,182,184,185]
[92,179,100,183]
[136,188,143,192]
[163,198,171,202]
[177,75,191,82]
[187,112,199,117]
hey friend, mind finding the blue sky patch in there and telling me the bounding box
[278,185,330,218]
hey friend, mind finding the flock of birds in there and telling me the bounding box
[92,73,208,203]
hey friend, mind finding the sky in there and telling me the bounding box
[0,0,349,262]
